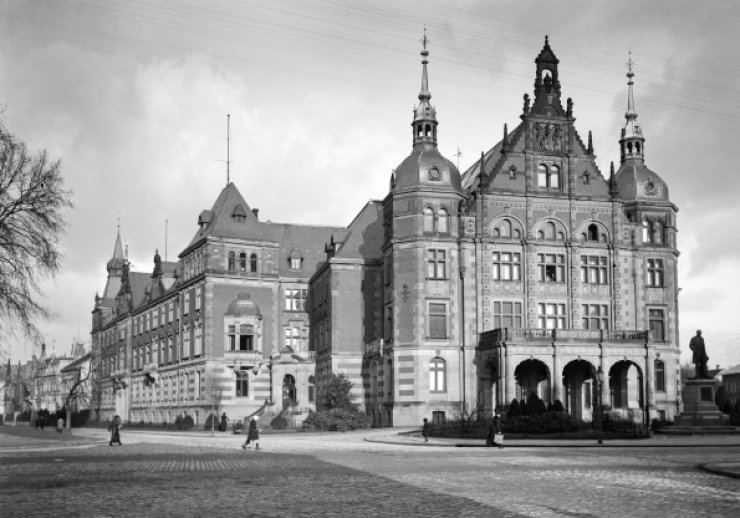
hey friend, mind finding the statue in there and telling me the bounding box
[689,330,710,379]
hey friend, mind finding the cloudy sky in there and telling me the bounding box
[1,0,738,368]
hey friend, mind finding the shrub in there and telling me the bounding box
[526,392,546,416]
[271,415,288,430]
[303,408,372,432]
[182,415,194,430]
[715,386,729,410]
[204,413,217,430]
[502,411,578,434]
[552,399,564,412]
[507,399,522,419]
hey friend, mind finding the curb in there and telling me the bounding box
[699,463,740,479]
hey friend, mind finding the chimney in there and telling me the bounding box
[252,208,259,220]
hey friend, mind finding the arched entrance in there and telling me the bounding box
[608,360,644,410]
[282,374,297,409]
[514,359,551,404]
[562,359,596,421]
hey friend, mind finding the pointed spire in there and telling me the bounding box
[107,226,126,274]
[620,51,645,163]
[412,27,438,147]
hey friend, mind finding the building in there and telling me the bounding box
[91,37,681,428]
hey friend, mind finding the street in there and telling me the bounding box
[1,428,740,517]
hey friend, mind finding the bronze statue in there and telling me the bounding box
[689,330,710,379]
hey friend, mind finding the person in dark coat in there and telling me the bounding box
[242,416,260,450]
[422,418,430,442]
[487,413,502,447]
[219,412,229,432]
[108,415,122,446]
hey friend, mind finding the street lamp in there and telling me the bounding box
[595,366,604,444]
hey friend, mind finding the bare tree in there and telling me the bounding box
[0,120,73,343]
[202,374,223,436]
[451,400,484,434]
[61,353,94,434]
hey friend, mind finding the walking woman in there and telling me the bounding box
[108,415,123,446]
[242,416,260,451]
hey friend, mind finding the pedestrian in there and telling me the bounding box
[56,417,64,434]
[108,415,123,446]
[39,412,45,431]
[488,412,503,449]
[219,412,229,432]
[422,417,430,442]
[242,416,260,451]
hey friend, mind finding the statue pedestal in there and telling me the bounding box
[674,379,730,429]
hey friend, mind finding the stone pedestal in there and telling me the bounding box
[674,379,728,427]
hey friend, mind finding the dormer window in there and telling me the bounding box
[289,248,303,270]
[232,205,247,223]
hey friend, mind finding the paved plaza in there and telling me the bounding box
[1,426,740,517]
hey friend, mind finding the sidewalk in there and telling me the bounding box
[364,429,740,478]
[0,423,101,451]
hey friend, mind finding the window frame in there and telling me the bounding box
[429,357,446,393]
[492,252,521,282]
[428,301,448,339]
[426,249,447,280]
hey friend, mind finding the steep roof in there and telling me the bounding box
[333,201,384,262]
[262,221,344,277]
[181,183,271,256]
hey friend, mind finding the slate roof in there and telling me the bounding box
[262,221,344,276]
[332,201,384,262]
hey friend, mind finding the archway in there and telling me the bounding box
[514,359,551,405]
[282,374,297,409]
[608,360,644,410]
[562,359,596,421]
[479,360,498,416]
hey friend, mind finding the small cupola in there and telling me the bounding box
[620,52,645,163]
[411,29,438,147]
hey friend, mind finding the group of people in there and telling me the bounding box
[422,413,503,448]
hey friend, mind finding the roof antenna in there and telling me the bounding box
[226,114,231,185]
[165,218,168,261]
[454,147,463,170]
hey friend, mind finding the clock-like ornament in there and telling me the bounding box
[428,167,441,181]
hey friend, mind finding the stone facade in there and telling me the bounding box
[91,37,681,428]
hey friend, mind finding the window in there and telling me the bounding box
[427,249,447,279]
[538,164,560,190]
[649,309,665,341]
[168,336,174,364]
[654,360,665,392]
[538,254,565,283]
[538,303,566,329]
[647,259,664,287]
[290,255,302,269]
[423,208,434,233]
[250,253,258,273]
[228,252,235,271]
[580,256,608,284]
[428,302,447,338]
[492,252,521,281]
[284,326,303,349]
[182,328,190,359]
[195,287,201,311]
[587,224,599,242]
[236,369,249,397]
[194,325,202,356]
[308,375,316,403]
[168,302,174,323]
[429,357,446,393]
[582,304,609,329]
[437,209,449,233]
[239,252,247,271]
[642,220,651,244]
[183,292,190,315]
[493,301,522,329]
[285,288,308,311]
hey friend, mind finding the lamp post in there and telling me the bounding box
[596,366,604,444]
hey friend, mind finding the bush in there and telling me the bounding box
[552,399,564,412]
[182,415,194,430]
[526,392,546,416]
[271,415,288,430]
[204,413,217,430]
[507,399,522,419]
[502,411,578,434]
[303,408,372,432]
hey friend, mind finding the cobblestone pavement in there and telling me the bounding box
[1,428,740,517]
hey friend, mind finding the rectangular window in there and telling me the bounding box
[228,325,236,351]
[194,325,202,356]
[427,249,447,279]
[428,302,447,338]
[647,259,664,287]
[538,303,566,329]
[195,287,202,311]
[538,254,565,283]
[581,304,609,330]
[493,301,523,329]
[182,328,190,359]
[183,292,190,315]
[649,309,665,341]
[654,360,666,392]
[236,370,249,397]
[580,256,608,284]
[492,252,521,281]
[308,385,315,403]
[429,358,446,393]
[169,302,174,323]
[285,288,308,311]
[168,337,174,364]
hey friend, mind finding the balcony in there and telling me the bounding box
[481,328,649,347]
[364,339,392,357]
[224,350,263,364]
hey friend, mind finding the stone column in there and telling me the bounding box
[552,345,562,404]
[505,344,515,406]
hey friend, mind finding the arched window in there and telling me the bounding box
[501,219,511,238]
[538,164,548,187]
[236,369,249,397]
[654,360,665,392]
[437,208,449,233]
[239,252,247,271]
[642,220,651,244]
[429,357,446,393]
[423,208,434,233]
[549,165,560,188]
[588,224,599,242]
[250,253,258,273]
[308,375,316,403]
[228,252,235,271]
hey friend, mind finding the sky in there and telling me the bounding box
[1,0,739,368]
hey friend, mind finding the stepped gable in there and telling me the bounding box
[182,182,271,256]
